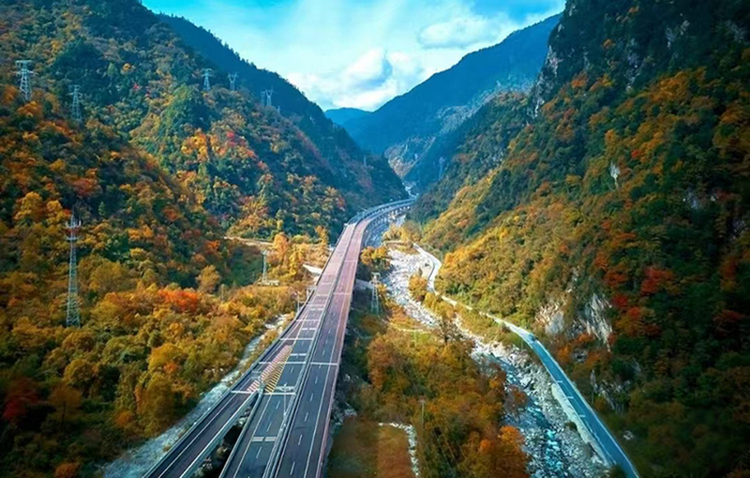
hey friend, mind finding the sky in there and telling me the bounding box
[144,0,564,111]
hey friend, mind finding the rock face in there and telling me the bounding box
[581,294,613,344]
[536,300,565,337]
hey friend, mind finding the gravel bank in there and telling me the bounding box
[384,249,607,477]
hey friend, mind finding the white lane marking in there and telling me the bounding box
[255,447,262,459]
[315,376,318,384]
[290,462,296,475]
[304,412,309,422]
[302,326,338,478]
[298,434,303,446]
[225,394,274,478]
[309,393,314,402]
[275,401,280,410]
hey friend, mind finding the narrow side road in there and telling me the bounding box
[415,244,639,478]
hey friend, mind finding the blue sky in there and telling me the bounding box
[144,0,564,111]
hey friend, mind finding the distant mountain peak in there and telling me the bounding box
[334,14,560,191]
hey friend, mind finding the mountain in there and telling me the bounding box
[414,0,750,476]
[0,0,402,475]
[157,14,406,220]
[325,107,370,127]
[2,0,404,242]
[340,14,560,190]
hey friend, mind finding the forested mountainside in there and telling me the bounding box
[157,13,405,217]
[341,14,559,189]
[324,107,370,127]
[1,0,404,240]
[0,0,383,475]
[415,0,750,475]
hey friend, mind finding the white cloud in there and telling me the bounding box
[341,48,393,90]
[418,14,497,49]
[147,0,565,111]
[288,49,427,111]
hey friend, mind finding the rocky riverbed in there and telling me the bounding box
[384,249,607,478]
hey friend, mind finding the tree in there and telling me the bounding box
[408,273,428,302]
[140,374,176,435]
[2,378,39,425]
[49,384,82,427]
[197,265,221,293]
[315,225,329,247]
[54,462,80,478]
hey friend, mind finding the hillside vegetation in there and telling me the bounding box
[415,0,750,475]
[158,13,406,222]
[336,290,528,478]
[0,0,399,475]
[1,0,404,239]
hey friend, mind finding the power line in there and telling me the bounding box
[15,60,34,102]
[66,213,82,328]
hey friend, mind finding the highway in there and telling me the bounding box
[270,215,368,478]
[218,222,358,478]
[144,199,412,478]
[224,203,408,478]
[500,320,639,478]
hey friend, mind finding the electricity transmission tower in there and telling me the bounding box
[70,85,82,124]
[202,68,212,91]
[15,60,34,102]
[371,272,380,314]
[66,213,82,327]
[261,88,274,108]
[438,157,446,180]
[261,250,269,284]
[228,73,238,91]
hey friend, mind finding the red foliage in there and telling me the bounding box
[611,293,630,310]
[713,309,745,336]
[604,268,628,289]
[616,307,645,337]
[593,251,609,271]
[640,267,675,296]
[2,378,39,425]
[158,289,202,313]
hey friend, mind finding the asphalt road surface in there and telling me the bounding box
[271,217,369,478]
[220,222,359,478]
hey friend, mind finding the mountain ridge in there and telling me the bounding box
[340,14,560,190]
[414,0,750,475]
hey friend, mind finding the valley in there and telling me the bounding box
[1,0,748,476]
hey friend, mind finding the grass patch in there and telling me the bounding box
[327,418,413,478]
